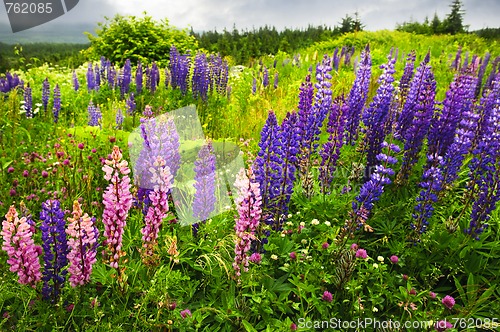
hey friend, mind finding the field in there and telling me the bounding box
[1,29,500,331]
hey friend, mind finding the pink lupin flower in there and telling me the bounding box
[66,201,99,287]
[102,146,133,270]
[1,205,42,287]
[141,156,173,263]
[233,168,262,280]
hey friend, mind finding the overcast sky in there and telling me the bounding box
[1,0,499,41]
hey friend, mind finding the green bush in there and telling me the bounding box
[84,13,198,66]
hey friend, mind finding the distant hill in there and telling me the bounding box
[0,22,94,44]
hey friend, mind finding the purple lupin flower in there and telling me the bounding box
[396,54,436,182]
[451,46,462,71]
[40,199,68,302]
[252,77,257,94]
[87,101,102,127]
[115,108,124,129]
[66,201,99,287]
[107,62,116,88]
[119,59,132,98]
[253,111,280,216]
[42,77,50,112]
[427,69,477,158]
[126,93,136,116]
[210,53,229,95]
[411,155,444,240]
[164,68,171,89]
[146,62,160,93]
[1,205,42,287]
[86,62,95,91]
[483,56,500,92]
[169,46,190,94]
[192,142,217,221]
[319,96,348,194]
[233,168,262,279]
[262,66,269,88]
[345,44,371,145]
[272,112,301,229]
[466,77,500,239]
[394,51,422,141]
[141,156,173,261]
[441,106,479,186]
[192,52,209,101]
[351,142,400,231]
[273,72,279,89]
[24,83,33,118]
[332,47,340,71]
[475,52,490,98]
[94,64,100,91]
[72,70,79,91]
[362,52,396,172]
[135,115,181,190]
[52,84,61,123]
[136,60,143,95]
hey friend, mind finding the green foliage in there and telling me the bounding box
[85,14,198,66]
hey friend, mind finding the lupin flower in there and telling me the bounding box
[86,62,95,91]
[136,60,143,95]
[169,46,190,94]
[192,142,217,221]
[115,108,124,129]
[351,142,400,231]
[53,84,61,123]
[427,69,477,157]
[362,52,396,172]
[88,101,102,127]
[262,66,269,88]
[466,77,500,239]
[69,70,78,91]
[252,77,257,94]
[475,52,490,98]
[141,156,173,262]
[40,199,68,302]
[319,96,348,194]
[192,52,210,101]
[273,72,279,89]
[126,93,136,116]
[345,44,371,145]
[1,205,42,287]
[119,59,132,97]
[24,83,33,118]
[411,156,444,239]
[66,201,99,287]
[107,62,116,88]
[42,78,50,112]
[94,64,100,91]
[209,53,229,95]
[233,168,262,279]
[102,146,133,270]
[396,54,436,181]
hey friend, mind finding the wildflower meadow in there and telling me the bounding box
[0,18,500,331]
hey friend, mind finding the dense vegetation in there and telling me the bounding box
[1,4,500,329]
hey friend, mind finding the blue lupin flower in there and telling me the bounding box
[192,52,209,101]
[42,78,50,112]
[53,84,61,123]
[193,142,217,221]
[86,62,95,91]
[94,64,100,91]
[40,199,68,303]
[88,101,102,127]
[136,60,143,95]
[345,44,371,145]
[24,83,33,118]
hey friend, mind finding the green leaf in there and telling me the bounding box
[241,320,258,332]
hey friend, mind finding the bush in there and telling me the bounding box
[84,13,198,66]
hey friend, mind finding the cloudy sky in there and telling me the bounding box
[1,0,499,41]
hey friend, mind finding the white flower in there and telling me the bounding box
[324,221,331,227]
[271,254,278,260]
[287,213,292,218]
[377,256,384,262]
[372,307,379,313]
[299,221,305,227]
[301,239,307,245]
[283,263,290,268]
[286,221,293,227]
[373,263,379,269]
[280,233,286,238]
[311,219,320,225]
